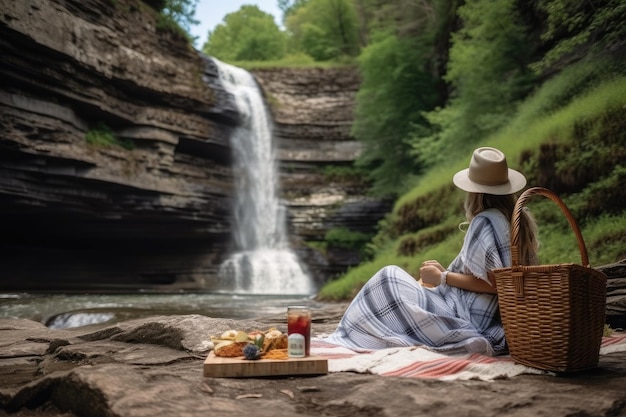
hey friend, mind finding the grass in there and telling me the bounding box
[567,211,626,267]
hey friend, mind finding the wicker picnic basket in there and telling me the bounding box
[488,187,607,372]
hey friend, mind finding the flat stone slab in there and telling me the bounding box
[1,308,626,417]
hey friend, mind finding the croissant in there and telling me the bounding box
[214,341,249,357]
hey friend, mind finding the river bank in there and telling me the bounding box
[1,303,626,417]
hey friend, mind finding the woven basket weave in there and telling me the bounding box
[488,187,607,372]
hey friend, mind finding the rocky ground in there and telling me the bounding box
[1,303,625,417]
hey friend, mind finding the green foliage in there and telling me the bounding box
[305,240,328,255]
[202,5,287,62]
[512,58,624,129]
[353,0,454,40]
[279,0,309,19]
[85,123,134,150]
[319,164,368,183]
[531,198,626,268]
[285,0,360,61]
[549,109,626,195]
[396,59,626,210]
[152,0,199,43]
[162,0,198,32]
[300,23,335,61]
[347,0,459,198]
[580,213,626,267]
[563,166,626,220]
[414,0,535,169]
[445,0,530,90]
[352,33,439,197]
[325,227,372,252]
[155,14,191,41]
[531,0,626,75]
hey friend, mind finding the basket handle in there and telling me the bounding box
[511,187,590,268]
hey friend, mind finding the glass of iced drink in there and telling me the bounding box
[287,306,311,357]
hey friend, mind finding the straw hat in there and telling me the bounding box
[453,147,526,195]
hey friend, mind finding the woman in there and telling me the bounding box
[324,147,539,356]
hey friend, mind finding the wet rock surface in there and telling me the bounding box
[1,305,626,417]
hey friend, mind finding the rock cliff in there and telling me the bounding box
[0,0,389,291]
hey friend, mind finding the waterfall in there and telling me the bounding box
[213,59,314,295]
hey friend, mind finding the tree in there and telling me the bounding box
[278,0,309,20]
[161,0,199,34]
[285,0,360,61]
[415,0,535,166]
[349,0,453,196]
[146,0,200,43]
[202,5,287,62]
[352,33,438,196]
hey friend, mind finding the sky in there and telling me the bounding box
[190,0,284,48]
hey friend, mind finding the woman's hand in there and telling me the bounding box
[419,260,498,294]
[419,260,444,287]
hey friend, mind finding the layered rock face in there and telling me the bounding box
[0,0,389,291]
[0,0,237,290]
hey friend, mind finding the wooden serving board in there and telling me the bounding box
[203,352,328,378]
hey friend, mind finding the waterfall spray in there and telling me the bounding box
[214,59,314,295]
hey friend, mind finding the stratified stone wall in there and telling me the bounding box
[0,0,235,289]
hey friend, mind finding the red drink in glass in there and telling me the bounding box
[287,306,311,357]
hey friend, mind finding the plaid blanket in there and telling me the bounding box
[312,333,626,381]
[324,210,512,356]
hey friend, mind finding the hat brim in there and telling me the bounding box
[453,168,527,195]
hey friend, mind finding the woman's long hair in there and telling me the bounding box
[463,192,539,265]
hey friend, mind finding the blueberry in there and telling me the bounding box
[243,343,261,360]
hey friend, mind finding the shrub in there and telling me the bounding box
[85,123,134,150]
[325,227,371,251]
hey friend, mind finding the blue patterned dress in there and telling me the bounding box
[324,209,512,356]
